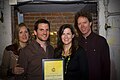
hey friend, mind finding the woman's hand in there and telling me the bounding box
[12,64,24,75]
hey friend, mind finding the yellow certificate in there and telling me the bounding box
[42,59,64,80]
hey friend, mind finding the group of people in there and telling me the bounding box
[0,10,110,80]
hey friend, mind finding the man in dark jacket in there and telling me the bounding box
[17,19,54,80]
[74,10,110,80]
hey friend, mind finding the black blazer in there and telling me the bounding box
[54,46,89,80]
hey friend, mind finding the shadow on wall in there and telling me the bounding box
[0,65,2,79]
[110,60,117,80]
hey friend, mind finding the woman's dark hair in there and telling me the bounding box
[57,24,78,54]
[74,10,93,35]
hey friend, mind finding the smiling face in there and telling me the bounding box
[61,28,74,45]
[19,26,29,43]
[78,16,92,38]
[34,23,50,42]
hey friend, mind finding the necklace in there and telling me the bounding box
[62,49,71,74]
[65,56,71,74]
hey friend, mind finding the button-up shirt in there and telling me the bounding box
[78,32,110,80]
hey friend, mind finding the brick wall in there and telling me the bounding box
[24,12,74,31]
[23,12,75,47]
[22,12,97,47]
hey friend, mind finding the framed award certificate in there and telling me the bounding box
[42,59,64,80]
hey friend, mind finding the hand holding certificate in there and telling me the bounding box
[42,59,64,80]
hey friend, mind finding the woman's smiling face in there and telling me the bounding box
[61,28,74,45]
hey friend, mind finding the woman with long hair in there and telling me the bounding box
[1,23,31,80]
[54,24,89,80]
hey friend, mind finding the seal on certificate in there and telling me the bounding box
[51,67,55,72]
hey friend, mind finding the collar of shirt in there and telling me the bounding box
[80,32,95,41]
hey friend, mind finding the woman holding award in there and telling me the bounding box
[54,24,89,80]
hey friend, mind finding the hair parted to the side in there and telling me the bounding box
[34,18,50,31]
[57,24,78,53]
[14,23,31,46]
[34,18,50,41]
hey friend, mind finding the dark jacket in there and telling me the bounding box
[1,43,19,80]
[78,32,110,80]
[54,46,89,80]
[17,40,54,80]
